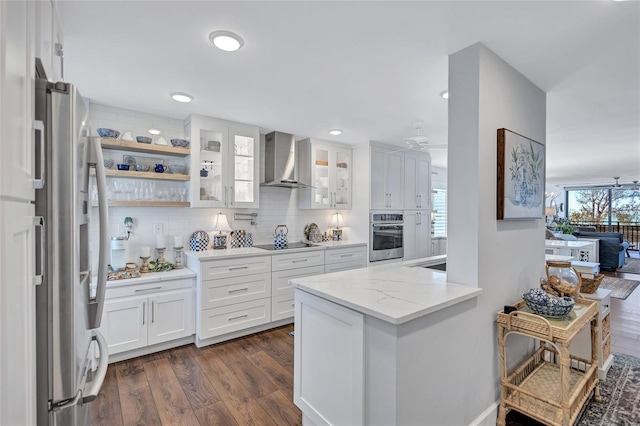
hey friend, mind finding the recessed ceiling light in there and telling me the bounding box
[439,90,449,99]
[209,31,244,52]
[328,129,343,136]
[148,129,161,135]
[170,92,193,103]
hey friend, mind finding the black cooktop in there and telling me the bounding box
[253,242,318,251]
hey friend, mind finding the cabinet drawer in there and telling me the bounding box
[201,273,271,309]
[325,246,366,265]
[272,265,324,297]
[325,259,367,274]
[325,247,366,273]
[271,250,325,272]
[106,278,194,299]
[602,313,610,340]
[272,294,295,321]
[199,298,271,339]
[201,256,271,280]
[603,335,611,360]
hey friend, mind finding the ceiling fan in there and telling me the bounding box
[613,176,622,188]
[611,177,639,190]
[403,121,447,150]
[589,177,640,189]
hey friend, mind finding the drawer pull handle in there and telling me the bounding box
[339,254,353,258]
[229,265,249,271]
[228,287,249,293]
[292,259,308,263]
[228,314,248,321]
[135,286,162,293]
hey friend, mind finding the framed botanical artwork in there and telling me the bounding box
[497,128,545,220]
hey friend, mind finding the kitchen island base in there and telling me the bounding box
[294,287,483,425]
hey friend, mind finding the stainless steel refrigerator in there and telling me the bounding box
[34,75,110,425]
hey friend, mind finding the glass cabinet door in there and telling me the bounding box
[199,129,225,205]
[313,146,330,208]
[229,126,259,208]
[333,148,351,209]
[232,135,254,204]
[189,115,260,208]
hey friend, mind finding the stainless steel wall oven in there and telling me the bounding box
[369,212,404,262]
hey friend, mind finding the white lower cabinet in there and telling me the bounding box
[99,278,195,358]
[271,262,325,321]
[189,254,273,345]
[294,289,364,426]
[186,244,367,347]
[270,250,325,321]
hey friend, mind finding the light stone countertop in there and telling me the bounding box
[291,260,482,325]
[184,241,367,261]
[91,268,197,292]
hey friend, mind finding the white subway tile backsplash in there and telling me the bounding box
[87,102,346,271]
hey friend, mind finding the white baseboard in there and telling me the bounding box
[469,401,499,426]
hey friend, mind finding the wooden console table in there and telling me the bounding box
[496,299,600,426]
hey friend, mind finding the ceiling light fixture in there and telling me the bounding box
[439,90,449,99]
[328,129,343,136]
[209,31,244,52]
[148,129,161,135]
[170,92,193,103]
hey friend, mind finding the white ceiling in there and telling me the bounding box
[57,0,640,187]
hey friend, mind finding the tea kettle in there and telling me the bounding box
[274,225,288,249]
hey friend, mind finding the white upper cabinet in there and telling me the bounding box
[34,0,62,82]
[298,138,352,210]
[186,115,260,208]
[404,150,431,210]
[0,0,35,201]
[370,144,404,210]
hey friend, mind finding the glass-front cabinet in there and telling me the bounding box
[298,138,352,209]
[186,115,259,208]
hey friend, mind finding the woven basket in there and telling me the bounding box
[580,274,604,294]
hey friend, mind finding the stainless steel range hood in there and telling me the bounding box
[261,131,312,189]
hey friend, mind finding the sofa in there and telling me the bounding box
[573,231,630,270]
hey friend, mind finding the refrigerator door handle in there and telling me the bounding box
[33,216,45,285]
[81,330,109,404]
[32,120,45,189]
[88,137,109,329]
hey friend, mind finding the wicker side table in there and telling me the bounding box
[496,298,600,426]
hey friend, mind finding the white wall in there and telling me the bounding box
[393,43,546,424]
[431,166,447,190]
[87,103,348,270]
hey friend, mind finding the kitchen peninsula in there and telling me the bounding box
[291,258,483,426]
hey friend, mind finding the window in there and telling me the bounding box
[432,189,447,237]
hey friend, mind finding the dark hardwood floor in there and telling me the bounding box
[91,324,301,426]
[93,253,640,426]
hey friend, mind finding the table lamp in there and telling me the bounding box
[212,212,231,249]
[329,212,344,241]
[545,206,556,226]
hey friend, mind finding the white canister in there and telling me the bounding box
[110,236,127,271]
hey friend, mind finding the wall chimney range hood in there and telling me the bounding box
[261,131,312,189]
